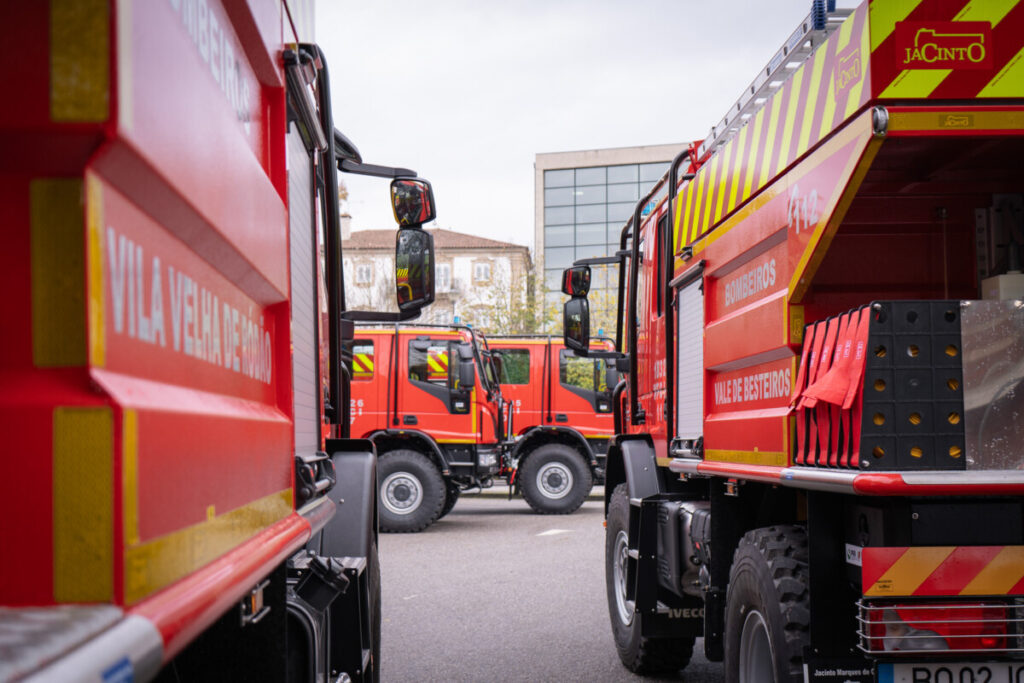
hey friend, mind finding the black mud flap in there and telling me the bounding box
[320,438,377,558]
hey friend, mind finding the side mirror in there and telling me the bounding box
[396,228,435,312]
[563,297,590,353]
[561,265,591,297]
[458,359,476,391]
[390,178,436,227]
[605,365,620,390]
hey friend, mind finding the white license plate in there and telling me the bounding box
[879,662,1024,683]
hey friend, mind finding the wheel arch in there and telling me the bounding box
[512,426,597,468]
[601,434,664,516]
[367,429,450,476]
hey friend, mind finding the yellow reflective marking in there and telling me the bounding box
[954,0,1016,26]
[818,74,838,141]
[685,174,700,244]
[728,123,750,213]
[880,69,952,99]
[673,182,688,250]
[844,14,871,117]
[979,45,1024,97]
[798,47,827,158]
[960,547,1024,595]
[123,489,293,605]
[778,68,805,175]
[743,107,766,201]
[87,174,106,367]
[868,0,922,52]
[713,141,734,225]
[836,7,856,53]
[54,406,113,602]
[123,409,139,547]
[758,93,784,188]
[699,153,723,235]
[50,0,109,122]
[704,449,788,467]
[30,179,86,367]
[867,547,954,597]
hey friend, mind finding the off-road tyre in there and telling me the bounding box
[377,449,445,533]
[606,483,695,674]
[438,483,460,520]
[724,525,810,683]
[520,443,593,514]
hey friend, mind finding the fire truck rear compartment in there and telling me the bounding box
[808,134,1024,316]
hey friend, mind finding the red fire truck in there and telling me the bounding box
[487,336,617,513]
[0,2,438,681]
[562,1,1024,680]
[347,325,509,532]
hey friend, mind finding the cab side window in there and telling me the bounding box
[559,350,609,392]
[409,341,453,388]
[493,349,530,385]
[346,340,374,381]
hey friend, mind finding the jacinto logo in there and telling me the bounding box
[895,21,992,70]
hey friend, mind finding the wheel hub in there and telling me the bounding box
[612,529,633,626]
[536,461,573,499]
[382,472,423,515]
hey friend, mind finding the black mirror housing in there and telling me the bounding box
[396,228,435,312]
[390,178,436,227]
[561,265,591,297]
[563,297,590,353]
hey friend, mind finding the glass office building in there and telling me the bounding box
[534,144,685,322]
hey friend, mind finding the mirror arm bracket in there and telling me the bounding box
[339,158,417,179]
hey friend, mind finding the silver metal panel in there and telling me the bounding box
[960,299,1024,470]
[676,278,704,439]
[288,128,319,455]
[2,607,163,683]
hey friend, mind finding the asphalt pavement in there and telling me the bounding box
[378,488,725,682]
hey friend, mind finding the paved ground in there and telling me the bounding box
[378,488,725,682]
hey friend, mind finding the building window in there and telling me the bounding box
[355,263,372,284]
[474,262,491,282]
[437,263,451,292]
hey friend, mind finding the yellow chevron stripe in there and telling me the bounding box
[727,123,749,214]
[700,152,723,235]
[960,546,1024,595]
[713,141,734,225]
[979,45,1024,97]
[777,68,805,175]
[685,176,700,244]
[743,107,766,202]
[759,93,784,187]
[357,353,374,372]
[798,47,827,159]
[867,546,953,597]
[880,69,952,99]
[674,181,690,251]
[844,17,871,117]
[868,0,922,52]
[836,6,856,53]
[818,74,838,141]
[954,0,1016,25]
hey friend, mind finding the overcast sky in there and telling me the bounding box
[315,1,845,253]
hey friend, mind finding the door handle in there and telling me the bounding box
[555,414,568,423]
[403,415,418,425]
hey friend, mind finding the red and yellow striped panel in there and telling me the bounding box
[352,352,374,379]
[863,546,1024,597]
[674,4,872,253]
[427,349,449,382]
[869,0,1024,100]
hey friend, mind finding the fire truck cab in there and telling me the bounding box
[488,336,617,513]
